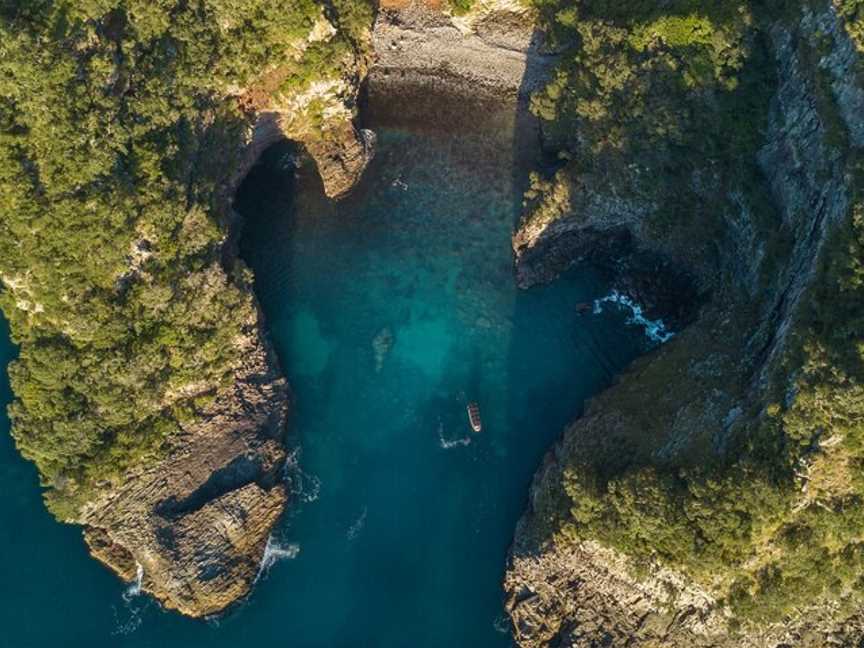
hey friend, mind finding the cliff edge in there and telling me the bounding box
[505,2,864,645]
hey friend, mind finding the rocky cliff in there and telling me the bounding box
[80,275,290,617]
[78,23,380,616]
[231,16,376,200]
[505,2,864,646]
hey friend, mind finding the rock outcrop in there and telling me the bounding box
[233,110,375,202]
[79,268,290,617]
[505,3,863,646]
[230,13,375,200]
[304,121,377,199]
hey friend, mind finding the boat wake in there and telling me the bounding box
[593,290,674,344]
[438,422,471,449]
[347,506,367,541]
[255,536,300,583]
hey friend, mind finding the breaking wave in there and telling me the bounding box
[113,562,146,636]
[255,536,300,583]
[122,561,144,602]
[593,290,674,344]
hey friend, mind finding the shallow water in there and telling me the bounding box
[0,96,657,647]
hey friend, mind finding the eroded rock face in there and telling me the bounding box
[304,122,377,199]
[79,270,290,617]
[232,109,374,202]
[505,3,864,646]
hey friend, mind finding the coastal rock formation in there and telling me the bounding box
[234,110,375,202]
[505,2,864,646]
[231,13,375,200]
[371,0,555,98]
[0,0,380,623]
[79,268,290,617]
[75,11,379,615]
[304,121,377,200]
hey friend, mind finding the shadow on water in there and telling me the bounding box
[0,19,656,648]
[230,21,653,646]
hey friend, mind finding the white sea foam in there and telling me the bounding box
[493,614,511,634]
[284,448,322,505]
[593,290,674,344]
[347,506,367,541]
[122,561,144,601]
[111,603,144,636]
[438,422,471,449]
[113,562,146,636]
[255,536,300,582]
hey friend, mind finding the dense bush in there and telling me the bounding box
[526,0,864,625]
[0,0,372,517]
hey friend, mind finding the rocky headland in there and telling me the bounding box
[504,2,864,646]
[80,287,290,617]
[63,8,377,617]
[4,0,862,636]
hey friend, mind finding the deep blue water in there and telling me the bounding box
[0,99,654,647]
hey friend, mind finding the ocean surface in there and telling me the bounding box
[0,94,663,647]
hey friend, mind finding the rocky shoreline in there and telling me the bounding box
[76,9,378,616]
[371,0,555,100]
[68,0,863,635]
[80,289,290,617]
[503,2,864,646]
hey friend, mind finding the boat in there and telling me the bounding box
[467,402,482,433]
[576,302,593,315]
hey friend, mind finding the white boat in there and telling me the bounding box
[467,402,482,433]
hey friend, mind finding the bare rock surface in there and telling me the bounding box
[304,122,377,199]
[371,0,556,98]
[78,284,290,616]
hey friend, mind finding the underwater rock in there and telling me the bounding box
[372,327,394,373]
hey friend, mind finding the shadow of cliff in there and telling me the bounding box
[232,12,649,642]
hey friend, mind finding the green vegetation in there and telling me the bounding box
[448,0,475,16]
[837,0,864,50]
[1,0,862,631]
[0,0,372,518]
[523,0,864,627]
[522,0,779,251]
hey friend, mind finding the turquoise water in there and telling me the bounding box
[0,98,654,647]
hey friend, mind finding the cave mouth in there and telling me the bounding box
[232,79,655,646]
